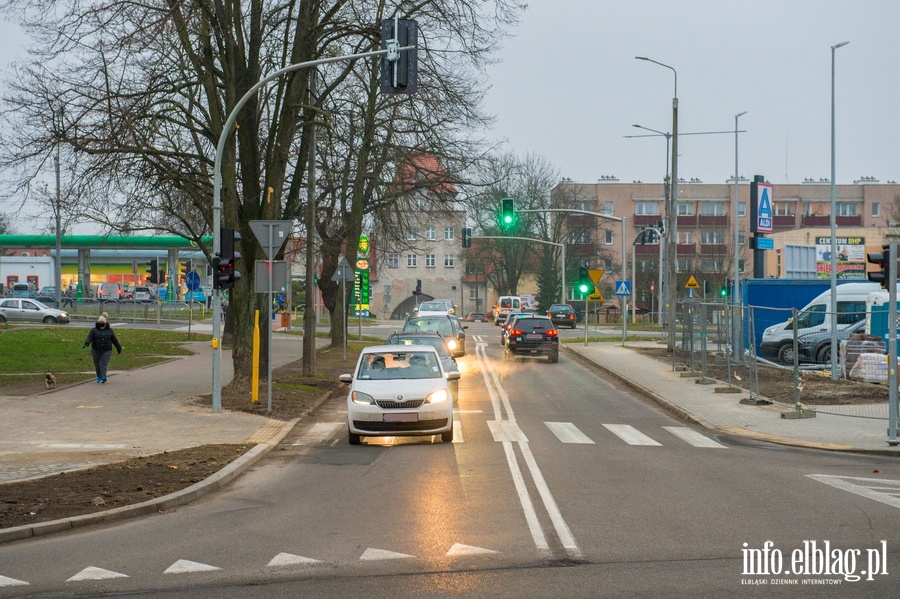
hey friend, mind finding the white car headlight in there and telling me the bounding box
[351,390,375,405]
[763,326,777,337]
[426,389,449,404]
[446,339,458,350]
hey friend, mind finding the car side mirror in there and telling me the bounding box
[461,325,468,330]
[339,374,353,384]
[446,371,461,381]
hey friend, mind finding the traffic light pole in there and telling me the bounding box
[210,45,413,412]
[472,236,566,304]
[518,208,628,345]
[889,241,899,446]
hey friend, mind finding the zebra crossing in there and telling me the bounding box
[291,418,726,449]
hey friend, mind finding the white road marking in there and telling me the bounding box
[38,443,128,449]
[0,574,28,587]
[487,420,528,443]
[453,419,464,443]
[267,553,322,567]
[501,440,550,556]
[164,560,221,574]
[545,422,595,444]
[808,475,900,509]
[454,409,484,414]
[359,548,414,561]
[66,567,128,582]
[602,424,662,446]
[292,422,343,445]
[447,543,498,556]
[662,426,727,448]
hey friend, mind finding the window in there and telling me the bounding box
[569,230,591,244]
[738,202,746,217]
[604,201,614,215]
[872,202,880,217]
[701,231,725,244]
[444,254,456,267]
[676,259,691,273]
[836,202,857,216]
[677,202,693,216]
[604,230,614,245]
[775,203,794,216]
[425,254,435,267]
[407,228,417,240]
[738,231,746,245]
[701,202,725,216]
[701,259,724,272]
[407,254,417,267]
[444,227,455,240]
[387,253,399,268]
[738,259,745,274]
[635,202,659,215]
[678,231,693,244]
[573,200,593,211]
[837,301,867,325]
[425,226,436,240]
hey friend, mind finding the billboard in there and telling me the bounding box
[815,236,866,279]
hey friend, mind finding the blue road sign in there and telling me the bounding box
[615,280,632,296]
[185,270,201,291]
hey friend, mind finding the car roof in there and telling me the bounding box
[389,331,445,338]
[361,344,439,354]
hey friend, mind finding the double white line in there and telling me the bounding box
[475,343,582,561]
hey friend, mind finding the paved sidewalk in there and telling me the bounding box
[0,332,308,484]
[565,342,900,454]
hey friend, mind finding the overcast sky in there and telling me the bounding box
[482,0,900,187]
[2,2,899,235]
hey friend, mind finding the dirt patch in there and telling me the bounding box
[0,342,365,532]
[635,346,889,406]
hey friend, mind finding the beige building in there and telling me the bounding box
[552,177,900,306]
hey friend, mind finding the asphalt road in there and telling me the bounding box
[1,322,898,597]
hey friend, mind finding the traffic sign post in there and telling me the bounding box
[331,257,356,361]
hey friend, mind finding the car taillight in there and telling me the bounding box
[510,329,522,336]
[568,314,574,320]
[546,329,558,337]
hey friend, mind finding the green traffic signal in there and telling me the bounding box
[578,267,592,295]
[720,285,728,297]
[500,197,516,227]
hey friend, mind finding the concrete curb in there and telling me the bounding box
[0,418,300,545]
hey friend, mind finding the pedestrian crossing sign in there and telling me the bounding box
[615,280,631,296]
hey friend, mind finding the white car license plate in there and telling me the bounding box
[526,334,543,340]
[384,413,418,422]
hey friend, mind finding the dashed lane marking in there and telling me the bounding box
[267,553,323,567]
[446,543,498,557]
[0,574,28,587]
[164,560,221,574]
[359,548,415,561]
[67,567,129,582]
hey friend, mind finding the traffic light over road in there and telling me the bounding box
[867,245,890,288]
[380,18,418,95]
[462,227,471,248]
[500,197,516,228]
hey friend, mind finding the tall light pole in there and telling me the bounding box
[733,111,747,360]
[830,41,849,380]
[637,56,678,352]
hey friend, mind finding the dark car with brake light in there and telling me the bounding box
[504,315,559,363]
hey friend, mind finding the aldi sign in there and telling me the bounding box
[751,181,774,234]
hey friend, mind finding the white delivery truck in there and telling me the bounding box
[759,282,878,364]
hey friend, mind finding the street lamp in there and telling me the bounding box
[733,111,747,360]
[636,56,678,352]
[830,41,849,380]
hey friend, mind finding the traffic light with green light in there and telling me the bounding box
[577,267,593,295]
[499,197,516,228]
[720,285,728,298]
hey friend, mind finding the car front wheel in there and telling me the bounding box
[777,343,795,365]
[441,422,454,443]
[816,344,832,364]
[42,316,58,324]
[348,429,361,445]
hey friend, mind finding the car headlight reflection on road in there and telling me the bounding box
[351,390,375,405]
[426,389,449,404]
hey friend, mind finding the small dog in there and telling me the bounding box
[45,371,57,389]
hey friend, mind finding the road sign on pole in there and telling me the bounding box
[615,280,632,296]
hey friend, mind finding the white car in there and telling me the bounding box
[340,345,460,445]
[414,300,453,316]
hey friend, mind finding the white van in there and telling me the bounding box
[759,282,877,364]
[493,295,522,325]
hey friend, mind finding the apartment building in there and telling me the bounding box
[552,177,900,307]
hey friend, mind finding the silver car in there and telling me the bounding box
[0,298,71,324]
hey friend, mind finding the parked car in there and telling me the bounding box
[0,298,71,324]
[340,345,460,444]
[504,315,559,363]
[547,303,577,328]
[11,282,37,298]
[97,282,123,302]
[788,319,867,365]
[386,331,460,399]
[402,315,467,357]
[132,286,153,302]
[465,312,487,322]
[185,287,207,304]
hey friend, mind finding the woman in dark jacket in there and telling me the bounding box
[83,314,123,383]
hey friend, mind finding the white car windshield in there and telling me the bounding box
[357,351,442,380]
[418,301,447,312]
